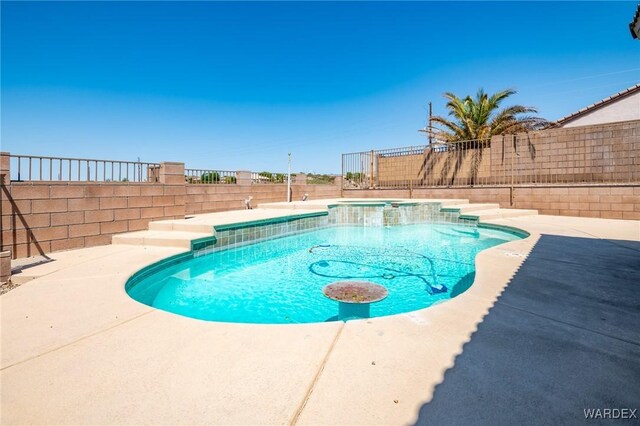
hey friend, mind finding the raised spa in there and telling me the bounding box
[126,204,524,324]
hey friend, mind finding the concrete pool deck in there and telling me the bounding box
[1,201,639,424]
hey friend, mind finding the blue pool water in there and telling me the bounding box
[127,224,521,324]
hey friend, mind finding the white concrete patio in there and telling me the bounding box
[1,201,638,425]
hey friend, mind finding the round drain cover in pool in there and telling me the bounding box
[323,281,388,304]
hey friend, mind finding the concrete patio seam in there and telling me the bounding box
[290,321,346,426]
[0,309,155,372]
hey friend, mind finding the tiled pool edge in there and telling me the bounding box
[210,212,329,253]
[327,202,478,227]
[193,202,481,256]
[478,222,530,238]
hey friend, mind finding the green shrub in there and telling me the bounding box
[201,172,220,183]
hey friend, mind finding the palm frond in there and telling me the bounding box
[428,88,547,143]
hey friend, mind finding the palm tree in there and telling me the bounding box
[425,88,547,144]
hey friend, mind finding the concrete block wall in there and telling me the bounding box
[0,153,343,258]
[344,185,640,219]
[185,184,287,214]
[343,121,640,218]
[511,185,640,220]
[377,146,492,185]
[342,188,511,204]
[341,189,412,199]
[291,176,342,202]
[412,187,511,205]
[184,180,342,215]
[490,120,640,183]
[368,120,639,187]
[1,179,186,259]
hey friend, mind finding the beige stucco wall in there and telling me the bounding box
[560,91,640,127]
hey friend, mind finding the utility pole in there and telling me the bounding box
[287,152,291,202]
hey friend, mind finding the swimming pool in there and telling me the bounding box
[126,222,522,324]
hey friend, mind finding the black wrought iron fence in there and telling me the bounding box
[251,171,288,184]
[185,169,237,184]
[9,154,160,183]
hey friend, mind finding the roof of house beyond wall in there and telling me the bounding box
[553,83,640,127]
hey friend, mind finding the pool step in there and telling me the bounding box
[441,203,501,214]
[459,208,538,221]
[148,220,213,233]
[112,230,213,249]
[148,208,325,233]
[435,199,470,207]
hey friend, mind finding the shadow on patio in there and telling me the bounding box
[414,234,640,425]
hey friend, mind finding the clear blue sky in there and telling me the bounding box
[2,1,638,173]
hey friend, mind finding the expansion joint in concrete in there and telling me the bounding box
[290,321,346,425]
[0,310,154,372]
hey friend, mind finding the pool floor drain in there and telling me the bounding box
[323,281,388,320]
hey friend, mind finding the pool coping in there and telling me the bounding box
[212,210,329,232]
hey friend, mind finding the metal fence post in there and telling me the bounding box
[341,153,345,197]
[0,152,11,257]
[369,150,374,189]
[510,134,515,206]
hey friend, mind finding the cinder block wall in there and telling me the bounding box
[491,121,640,183]
[341,188,510,204]
[2,179,185,259]
[184,173,342,215]
[377,146,492,185]
[291,177,342,202]
[185,184,288,214]
[412,187,511,205]
[341,189,411,199]
[0,157,343,258]
[343,185,639,219]
[343,121,640,218]
[367,120,639,186]
[511,185,639,220]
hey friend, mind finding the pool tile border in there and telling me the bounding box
[198,213,330,256]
